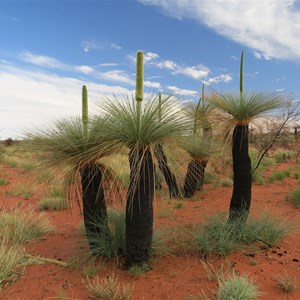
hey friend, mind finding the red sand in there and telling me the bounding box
[0,160,299,300]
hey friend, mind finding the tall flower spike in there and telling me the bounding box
[135,51,144,102]
[82,85,88,138]
[240,50,244,96]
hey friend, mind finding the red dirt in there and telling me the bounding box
[0,160,299,300]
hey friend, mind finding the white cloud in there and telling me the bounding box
[144,80,161,89]
[276,88,285,92]
[98,63,119,67]
[0,65,132,139]
[139,0,300,61]
[203,74,233,85]
[19,51,64,69]
[156,59,209,80]
[100,70,135,85]
[80,40,103,52]
[167,85,197,96]
[110,43,122,50]
[75,65,94,74]
[144,52,160,62]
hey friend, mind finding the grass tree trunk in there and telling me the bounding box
[196,159,208,191]
[155,144,180,198]
[125,148,154,269]
[81,165,110,253]
[228,125,252,222]
[184,159,202,198]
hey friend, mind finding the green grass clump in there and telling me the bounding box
[204,172,217,184]
[84,209,167,259]
[0,241,24,287]
[84,273,134,300]
[0,178,9,185]
[219,178,233,187]
[20,162,37,172]
[216,273,261,300]
[194,212,293,256]
[6,183,34,199]
[268,170,290,183]
[0,208,53,244]
[39,197,68,211]
[128,263,150,276]
[275,152,288,163]
[286,188,300,208]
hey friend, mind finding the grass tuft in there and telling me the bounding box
[39,197,68,211]
[274,270,299,294]
[216,272,261,300]
[84,273,134,300]
[194,212,293,256]
[0,208,53,244]
[0,241,24,287]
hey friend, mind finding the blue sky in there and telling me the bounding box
[1,0,300,139]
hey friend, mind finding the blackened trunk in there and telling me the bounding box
[155,144,179,198]
[125,148,154,269]
[196,159,208,191]
[183,159,202,198]
[228,125,252,222]
[81,165,110,253]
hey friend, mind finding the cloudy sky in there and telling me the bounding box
[1,0,300,139]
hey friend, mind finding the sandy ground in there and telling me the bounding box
[0,159,299,300]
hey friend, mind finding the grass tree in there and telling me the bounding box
[154,93,180,198]
[99,51,187,269]
[27,86,120,252]
[183,84,212,198]
[208,51,285,222]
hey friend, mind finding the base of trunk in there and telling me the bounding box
[184,160,202,198]
[81,165,110,253]
[125,149,154,269]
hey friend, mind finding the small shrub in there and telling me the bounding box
[274,270,299,294]
[204,171,217,184]
[20,162,36,172]
[39,197,68,211]
[275,152,288,163]
[6,183,34,199]
[286,188,300,208]
[194,212,293,256]
[216,273,261,300]
[175,202,183,209]
[0,241,24,286]
[0,178,9,185]
[84,273,134,300]
[0,208,53,244]
[268,170,290,183]
[219,178,233,187]
[83,264,98,277]
[85,209,167,258]
[128,263,150,276]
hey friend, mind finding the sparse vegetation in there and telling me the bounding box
[216,273,261,300]
[274,270,299,294]
[286,188,300,208]
[39,196,68,211]
[5,183,34,199]
[0,208,53,244]
[0,241,24,287]
[84,273,134,300]
[194,212,293,256]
